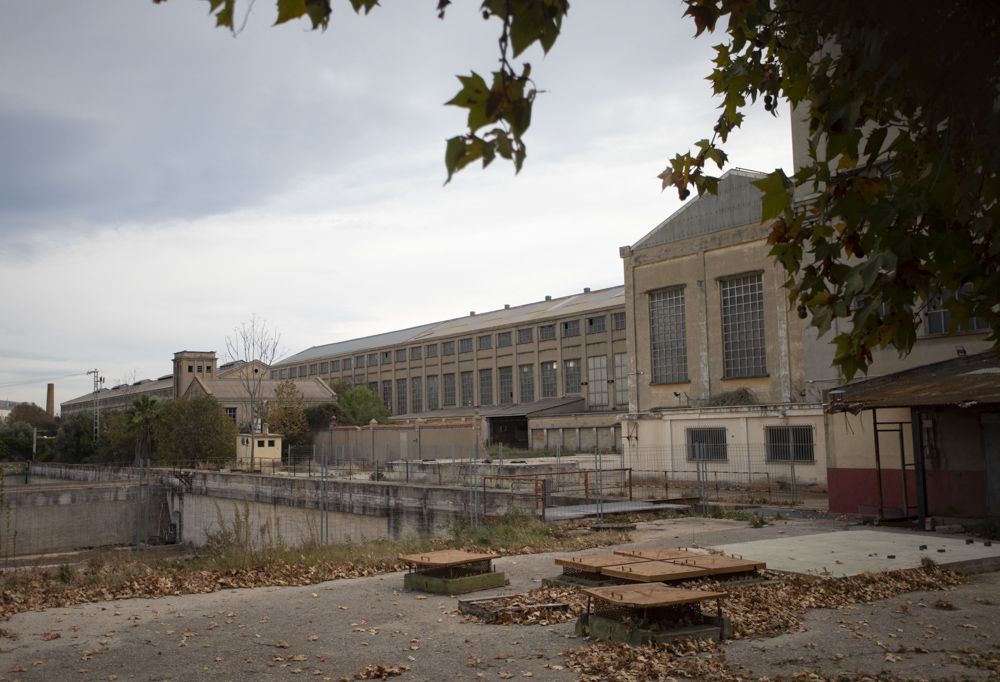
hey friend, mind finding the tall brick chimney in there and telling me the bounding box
[46,383,55,417]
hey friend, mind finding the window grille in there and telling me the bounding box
[540,361,557,397]
[331,360,340,372]
[382,351,392,364]
[459,338,473,353]
[320,361,329,373]
[497,331,512,348]
[587,356,608,406]
[442,340,455,356]
[298,366,308,378]
[614,352,628,405]
[442,373,456,406]
[517,328,533,344]
[410,346,422,361]
[478,334,492,351]
[586,316,606,334]
[479,368,493,406]
[765,425,815,462]
[460,371,474,406]
[395,348,406,363]
[539,324,556,341]
[519,365,534,403]
[225,407,237,423]
[367,354,378,367]
[686,427,727,461]
[498,366,513,404]
[381,380,392,412]
[564,359,581,394]
[612,311,626,331]
[354,355,364,369]
[720,273,767,378]
[309,364,318,375]
[410,377,422,413]
[395,378,407,415]
[649,287,688,383]
[342,358,352,371]
[426,375,439,410]
[562,319,580,338]
[426,344,438,358]
[270,370,278,379]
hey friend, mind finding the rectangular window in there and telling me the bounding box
[206,366,212,374]
[411,376,423,413]
[478,334,492,351]
[586,316,606,334]
[765,426,815,463]
[459,337,473,353]
[540,361,557,398]
[442,340,455,356]
[924,290,988,335]
[720,273,767,378]
[649,287,688,384]
[410,346,422,361]
[225,407,237,423]
[268,439,275,448]
[308,364,317,375]
[395,378,407,415]
[614,352,628,406]
[343,358,353,371]
[382,351,392,364]
[354,355,365,369]
[395,348,407,363]
[381,380,392,413]
[320,361,329,373]
[539,324,556,341]
[587,356,608,406]
[298,366,308,378]
[479,368,493,406]
[426,375,439,410]
[188,365,193,373]
[367,353,378,367]
[564,359,581,394]
[498,366,513,404]
[687,427,727,461]
[612,311,626,331]
[519,365,534,403]
[443,373,456,407]
[517,327,533,344]
[496,331,512,348]
[562,319,580,338]
[460,371,474,407]
[258,440,265,448]
[426,344,438,358]
[270,370,278,379]
[197,365,203,373]
[331,360,341,372]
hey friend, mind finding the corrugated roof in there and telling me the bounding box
[61,377,173,407]
[829,351,1000,409]
[275,286,625,367]
[632,168,766,249]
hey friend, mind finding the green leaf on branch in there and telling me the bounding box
[753,170,791,221]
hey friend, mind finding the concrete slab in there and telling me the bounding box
[712,529,1000,577]
[543,500,687,521]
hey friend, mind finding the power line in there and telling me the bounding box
[0,371,90,390]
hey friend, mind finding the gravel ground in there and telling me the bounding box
[1,516,996,681]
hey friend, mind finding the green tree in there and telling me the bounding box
[53,412,99,463]
[6,403,57,433]
[0,421,35,460]
[304,402,338,432]
[266,379,308,449]
[154,396,237,466]
[177,0,1000,377]
[97,411,135,464]
[329,381,390,426]
[127,395,162,465]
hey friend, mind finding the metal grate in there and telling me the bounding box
[539,324,556,341]
[649,287,688,384]
[381,380,392,413]
[479,368,493,406]
[540,361,557,398]
[519,365,534,403]
[720,273,766,378]
[564,359,581,394]
[442,373,456,406]
[765,425,814,462]
[395,378,407,415]
[498,366,513,405]
[587,356,609,406]
[426,375,439,410]
[461,371,474,406]
[614,352,629,406]
[686,427,727,461]
[517,327,533,344]
[410,376,423,413]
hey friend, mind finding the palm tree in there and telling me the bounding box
[127,395,162,466]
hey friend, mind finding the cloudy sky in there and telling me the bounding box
[0,0,792,409]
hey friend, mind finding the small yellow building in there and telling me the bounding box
[236,432,283,468]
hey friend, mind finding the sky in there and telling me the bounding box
[0,0,792,410]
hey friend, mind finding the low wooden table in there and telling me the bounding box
[665,555,766,576]
[613,548,703,561]
[600,560,709,583]
[578,583,728,642]
[398,550,507,595]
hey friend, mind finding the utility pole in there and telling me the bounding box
[87,369,104,440]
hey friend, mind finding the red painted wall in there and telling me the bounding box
[828,468,987,518]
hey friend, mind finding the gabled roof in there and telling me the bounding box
[274,286,625,367]
[186,376,336,403]
[829,351,1000,410]
[632,168,767,250]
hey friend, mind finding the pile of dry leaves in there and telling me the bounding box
[461,585,586,625]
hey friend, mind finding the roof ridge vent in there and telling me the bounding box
[583,287,591,293]
[545,295,552,301]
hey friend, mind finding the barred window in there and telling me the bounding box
[478,334,492,351]
[395,348,407,363]
[395,378,407,415]
[497,331,512,348]
[587,356,608,406]
[426,344,438,358]
[299,366,309,378]
[459,338,473,353]
[498,366,513,404]
[649,287,688,383]
[309,364,318,375]
[319,361,329,373]
[540,361,557,398]
[332,360,341,372]
[381,380,392,412]
[342,356,353,370]
[410,346,422,361]
[519,365,534,403]
[612,311,626,331]
[442,340,455,356]
[367,353,378,367]
[586,316,606,334]
[442,373,456,407]
[686,427,727,461]
[562,319,580,338]
[517,328,533,344]
[381,351,392,364]
[478,368,493,406]
[460,371,474,406]
[539,324,556,341]
[720,273,767,378]
[564,359,581,394]
[765,426,815,462]
[410,376,422,413]
[614,352,628,406]
[426,375,439,410]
